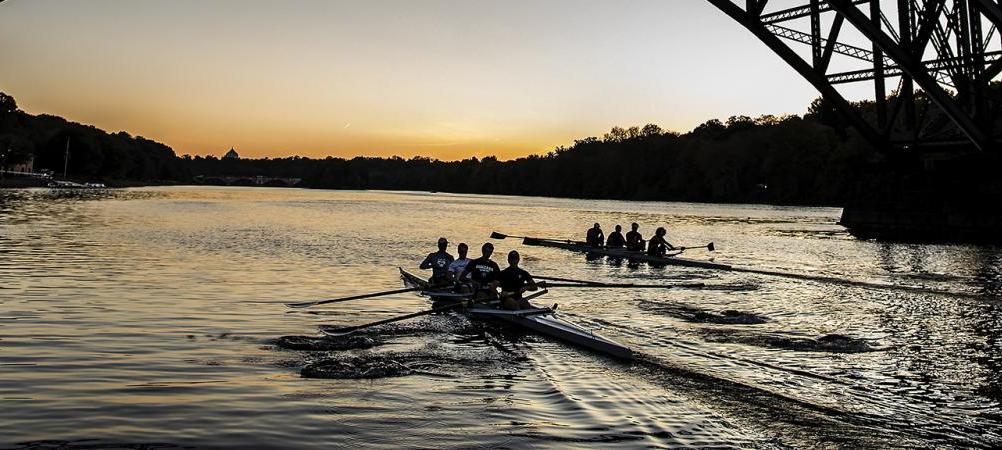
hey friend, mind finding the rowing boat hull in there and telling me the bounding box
[469,307,632,359]
[522,238,732,270]
[398,268,632,359]
[399,268,429,289]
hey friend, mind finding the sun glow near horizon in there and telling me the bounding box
[1,0,829,160]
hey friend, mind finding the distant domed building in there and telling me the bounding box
[223,148,240,159]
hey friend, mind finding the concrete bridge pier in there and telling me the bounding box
[839,154,1002,243]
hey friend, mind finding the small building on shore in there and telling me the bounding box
[223,148,240,159]
[9,154,34,173]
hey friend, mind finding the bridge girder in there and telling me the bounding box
[707,0,885,148]
[707,0,1002,154]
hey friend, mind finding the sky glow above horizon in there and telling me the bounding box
[0,0,868,160]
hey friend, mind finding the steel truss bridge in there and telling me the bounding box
[707,0,1002,154]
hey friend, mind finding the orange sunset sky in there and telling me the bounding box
[0,0,873,160]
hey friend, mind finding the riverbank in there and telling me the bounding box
[0,177,184,189]
[0,177,48,188]
[0,179,846,211]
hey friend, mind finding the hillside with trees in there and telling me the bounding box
[0,92,186,182]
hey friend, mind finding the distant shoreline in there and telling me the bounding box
[0,177,49,188]
[0,177,179,189]
[0,90,867,209]
[0,180,845,209]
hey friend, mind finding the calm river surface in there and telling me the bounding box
[1,187,1000,449]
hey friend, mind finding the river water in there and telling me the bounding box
[1,186,1000,449]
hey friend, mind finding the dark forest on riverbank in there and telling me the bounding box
[1,91,875,205]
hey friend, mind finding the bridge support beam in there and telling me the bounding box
[706,0,886,149]
[707,0,1002,242]
[827,0,991,151]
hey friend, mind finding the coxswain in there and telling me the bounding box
[646,226,676,257]
[419,237,454,286]
[447,242,472,283]
[606,224,626,248]
[585,223,605,247]
[625,223,644,251]
[458,242,501,299]
[498,250,543,310]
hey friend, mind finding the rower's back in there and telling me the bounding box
[626,223,644,251]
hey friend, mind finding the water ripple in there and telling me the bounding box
[1,187,1000,448]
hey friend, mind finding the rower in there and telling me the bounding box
[458,242,501,299]
[646,226,677,257]
[498,250,543,310]
[625,223,644,252]
[606,224,626,249]
[419,237,454,286]
[447,242,472,283]
[585,223,605,247]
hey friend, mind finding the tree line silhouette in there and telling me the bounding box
[2,90,881,205]
[1,92,185,182]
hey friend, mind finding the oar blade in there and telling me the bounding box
[490,231,508,239]
[707,242,715,252]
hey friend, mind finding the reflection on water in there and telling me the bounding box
[1,186,1000,449]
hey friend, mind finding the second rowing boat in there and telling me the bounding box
[520,237,732,270]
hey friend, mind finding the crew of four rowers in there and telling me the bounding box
[586,222,679,257]
[420,237,542,311]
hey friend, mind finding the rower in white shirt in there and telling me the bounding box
[447,242,472,283]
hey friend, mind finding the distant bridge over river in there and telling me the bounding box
[193,175,302,187]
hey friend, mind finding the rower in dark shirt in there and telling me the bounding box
[646,226,676,257]
[498,250,542,310]
[459,243,501,297]
[625,223,644,252]
[585,223,605,247]
[606,224,626,249]
[419,237,454,285]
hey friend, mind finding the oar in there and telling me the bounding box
[286,287,423,309]
[544,282,705,289]
[533,275,606,285]
[491,232,580,245]
[726,266,984,299]
[490,231,527,240]
[319,299,473,336]
[506,289,550,302]
[320,289,524,336]
[680,242,715,252]
[662,243,714,257]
